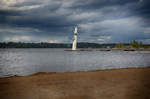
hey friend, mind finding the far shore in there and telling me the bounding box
[0,67,150,99]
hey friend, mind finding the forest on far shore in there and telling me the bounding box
[0,41,150,49]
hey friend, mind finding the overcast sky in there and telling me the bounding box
[0,0,150,43]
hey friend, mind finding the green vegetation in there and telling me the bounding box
[0,41,149,49]
[0,42,116,48]
[116,43,125,48]
[0,42,70,48]
[130,40,141,48]
[116,40,150,49]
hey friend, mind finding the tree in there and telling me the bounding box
[139,41,143,48]
[116,43,124,48]
[130,40,143,48]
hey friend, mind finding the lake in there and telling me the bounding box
[0,48,150,77]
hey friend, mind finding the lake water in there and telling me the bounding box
[0,48,150,77]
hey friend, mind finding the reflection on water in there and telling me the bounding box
[0,48,150,77]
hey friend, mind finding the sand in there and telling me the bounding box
[0,68,150,99]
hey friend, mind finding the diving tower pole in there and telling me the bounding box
[72,27,78,50]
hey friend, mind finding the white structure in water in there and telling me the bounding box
[72,26,78,50]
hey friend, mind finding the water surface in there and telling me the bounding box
[0,48,150,77]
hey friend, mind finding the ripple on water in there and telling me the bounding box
[0,48,150,77]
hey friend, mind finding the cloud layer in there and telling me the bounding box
[0,0,150,43]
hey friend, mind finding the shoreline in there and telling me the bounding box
[0,67,150,99]
[2,67,150,78]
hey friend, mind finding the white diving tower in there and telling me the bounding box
[72,26,78,50]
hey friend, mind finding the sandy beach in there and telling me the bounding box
[0,68,150,99]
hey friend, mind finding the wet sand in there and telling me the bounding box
[0,68,150,99]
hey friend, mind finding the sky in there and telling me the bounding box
[0,0,150,44]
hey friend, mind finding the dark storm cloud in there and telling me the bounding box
[0,0,150,43]
[69,0,139,10]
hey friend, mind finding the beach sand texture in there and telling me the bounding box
[0,68,150,99]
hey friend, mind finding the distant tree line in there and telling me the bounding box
[0,42,116,48]
[0,41,149,49]
[116,40,150,49]
[0,42,70,48]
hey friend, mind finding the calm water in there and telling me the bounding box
[0,48,150,77]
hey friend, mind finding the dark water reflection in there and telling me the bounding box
[0,48,150,77]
